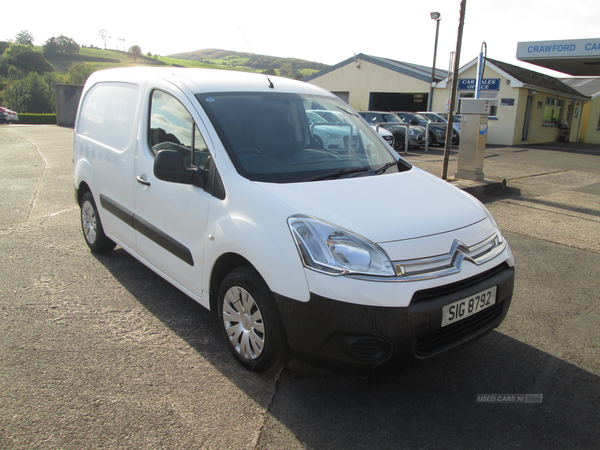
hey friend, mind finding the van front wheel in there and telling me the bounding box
[218,267,290,373]
[80,191,116,253]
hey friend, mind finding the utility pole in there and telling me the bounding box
[442,0,467,180]
[428,12,441,112]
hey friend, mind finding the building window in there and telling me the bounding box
[543,97,564,125]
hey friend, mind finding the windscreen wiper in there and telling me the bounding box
[304,166,370,182]
[374,161,398,175]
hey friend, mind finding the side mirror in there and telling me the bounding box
[154,149,204,188]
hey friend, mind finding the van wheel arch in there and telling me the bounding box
[209,253,253,314]
[76,181,91,206]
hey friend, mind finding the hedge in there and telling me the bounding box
[15,114,57,125]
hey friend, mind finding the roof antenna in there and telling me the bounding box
[238,27,274,89]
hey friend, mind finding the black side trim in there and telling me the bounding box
[99,194,194,266]
[100,194,134,228]
[132,215,194,266]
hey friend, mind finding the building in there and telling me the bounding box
[560,78,600,144]
[303,53,448,112]
[305,53,589,146]
[433,58,589,146]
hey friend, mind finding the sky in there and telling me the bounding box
[5,0,600,77]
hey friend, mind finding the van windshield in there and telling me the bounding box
[197,92,407,183]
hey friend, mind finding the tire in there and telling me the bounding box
[80,191,116,253]
[314,135,324,148]
[393,134,405,152]
[218,266,290,373]
[428,132,436,147]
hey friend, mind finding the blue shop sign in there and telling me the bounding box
[458,78,500,91]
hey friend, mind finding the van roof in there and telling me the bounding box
[85,67,332,96]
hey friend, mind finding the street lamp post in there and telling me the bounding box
[428,12,441,112]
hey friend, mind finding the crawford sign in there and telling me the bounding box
[517,38,600,59]
[516,38,600,75]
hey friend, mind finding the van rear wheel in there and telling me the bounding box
[80,191,116,253]
[218,266,290,373]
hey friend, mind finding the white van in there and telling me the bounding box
[74,67,515,375]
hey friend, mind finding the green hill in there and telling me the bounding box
[168,48,328,78]
[37,46,328,79]
[38,46,198,73]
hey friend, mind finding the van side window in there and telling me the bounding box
[77,82,139,151]
[149,90,210,169]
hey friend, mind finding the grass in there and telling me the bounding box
[31,46,324,78]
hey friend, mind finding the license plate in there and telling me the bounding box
[441,286,497,327]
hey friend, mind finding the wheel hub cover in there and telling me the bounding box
[242,313,252,330]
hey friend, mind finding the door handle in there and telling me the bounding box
[136,175,151,186]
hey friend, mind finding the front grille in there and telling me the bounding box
[393,234,505,282]
[412,302,503,356]
[411,263,507,304]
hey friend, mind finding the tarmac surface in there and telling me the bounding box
[1,125,599,450]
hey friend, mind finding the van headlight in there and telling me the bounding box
[288,215,395,277]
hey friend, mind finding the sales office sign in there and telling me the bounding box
[458,78,500,91]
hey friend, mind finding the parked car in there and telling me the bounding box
[370,124,395,148]
[419,111,447,124]
[309,109,394,148]
[0,107,18,124]
[306,111,353,151]
[358,111,426,151]
[395,112,458,147]
[74,67,514,375]
[451,115,462,138]
[6,109,19,123]
[434,112,462,141]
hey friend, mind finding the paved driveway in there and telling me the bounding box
[1,126,599,449]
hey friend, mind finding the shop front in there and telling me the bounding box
[432,58,589,146]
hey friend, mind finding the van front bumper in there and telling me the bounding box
[274,263,514,376]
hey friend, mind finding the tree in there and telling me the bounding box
[43,72,65,100]
[15,51,53,75]
[24,72,54,113]
[128,45,142,62]
[2,44,53,76]
[58,35,80,55]
[14,51,53,75]
[0,79,28,112]
[43,37,60,56]
[3,44,32,60]
[15,30,34,46]
[0,72,55,113]
[67,62,96,85]
[99,29,109,50]
[43,36,80,56]
[0,41,11,55]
